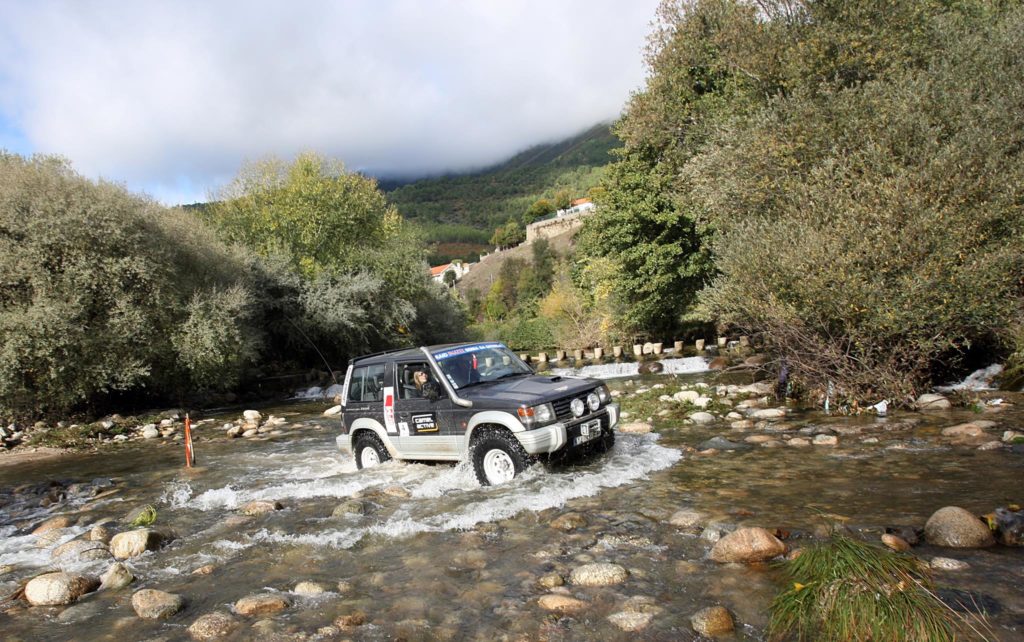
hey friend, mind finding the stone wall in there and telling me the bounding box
[526,210,589,244]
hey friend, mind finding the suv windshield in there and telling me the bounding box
[431,343,532,389]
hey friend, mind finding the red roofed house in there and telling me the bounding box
[429,260,471,285]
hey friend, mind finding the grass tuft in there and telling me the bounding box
[767,531,990,641]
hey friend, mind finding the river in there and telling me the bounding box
[1,369,1022,640]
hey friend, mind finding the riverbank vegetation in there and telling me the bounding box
[0,152,464,422]
[573,0,1024,405]
[768,532,987,641]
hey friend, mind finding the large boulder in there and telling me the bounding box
[109,529,167,559]
[132,588,185,619]
[710,527,786,563]
[188,612,240,640]
[924,507,995,548]
[569,563,628,587]
[24,572,99,606]
[749,408,786,420]
[941,421,997,445]
[242,410,262,424]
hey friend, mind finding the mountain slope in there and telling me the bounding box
[387,123,618,239]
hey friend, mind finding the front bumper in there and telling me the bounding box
[515,402,619,455]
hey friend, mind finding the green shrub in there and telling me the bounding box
[768,532,988,641]
[500,316,557,352]
[699,7,1024,403]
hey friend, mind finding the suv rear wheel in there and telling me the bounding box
[354,432,390,470]
[471,427,533,486]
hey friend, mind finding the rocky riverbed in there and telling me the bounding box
[1,370,1022,641]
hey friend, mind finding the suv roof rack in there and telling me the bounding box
[349,347,415,364]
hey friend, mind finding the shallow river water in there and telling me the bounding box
[1,370,1023,641]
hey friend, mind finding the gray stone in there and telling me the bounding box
[924,506,995,548]
[689,412,716,424]
[132,588,185,619]
[538,594,587,613]
[141,425,160,439]
[813,434,838,446]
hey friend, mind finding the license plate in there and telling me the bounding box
[573,419,601,445]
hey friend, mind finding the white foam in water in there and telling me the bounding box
[248,433,682,551]
[549,357,709,379]
[937,364,1003,392]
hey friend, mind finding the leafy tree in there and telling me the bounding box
[490,218,525,250]
[443,269,457,287]
[554,189,573,211]
[524,198,555,224]
[208,152,402,278]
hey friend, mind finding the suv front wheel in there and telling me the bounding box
[471,427,533,486]
[354,432,390,470]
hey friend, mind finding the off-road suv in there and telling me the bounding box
[336,342,619,485]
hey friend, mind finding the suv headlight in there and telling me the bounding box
[596,384,610,404]
[517,403,555,427]
[587,392,601,413]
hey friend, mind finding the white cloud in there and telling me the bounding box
[0,0,657,204]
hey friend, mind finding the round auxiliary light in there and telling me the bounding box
[587,392,600,413]
[570,398,586,417]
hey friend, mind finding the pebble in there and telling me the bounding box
[293,581,328,596]
[234,593,290,616]
[608,611,653,631]
[538,594,587,613]
[619,422,653,434]
[570,562,629,586]
[550,512,587,531]
[881,533,911,552]
[930,557,970,571]
[813,434,838,446]
[669,509,705,529]
[99,562,134,590]
[240,500,283,515]
[131,588,185,619]
[334,611,367,627]
[690,605,734,636]
[188,612,239,640]
[710,527,786,563]
[689,412,716,424]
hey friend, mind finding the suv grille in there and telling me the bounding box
[552,391,596,421]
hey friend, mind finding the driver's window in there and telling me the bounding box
[398,363,434,400]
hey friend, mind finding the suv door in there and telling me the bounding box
[392,361,458,459]
[345,363,389,435]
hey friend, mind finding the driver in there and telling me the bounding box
[414,369,441,398]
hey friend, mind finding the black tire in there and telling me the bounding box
[353,432,390,470]
[470,427,534,486]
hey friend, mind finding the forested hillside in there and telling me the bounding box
[386,123,618,263]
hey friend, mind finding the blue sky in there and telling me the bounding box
[0,0,659,205]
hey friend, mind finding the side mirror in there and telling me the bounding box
[423,381,441,402]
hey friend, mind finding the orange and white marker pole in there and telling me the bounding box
[184,413,196,467]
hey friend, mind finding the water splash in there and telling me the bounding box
[549,356,709,379]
